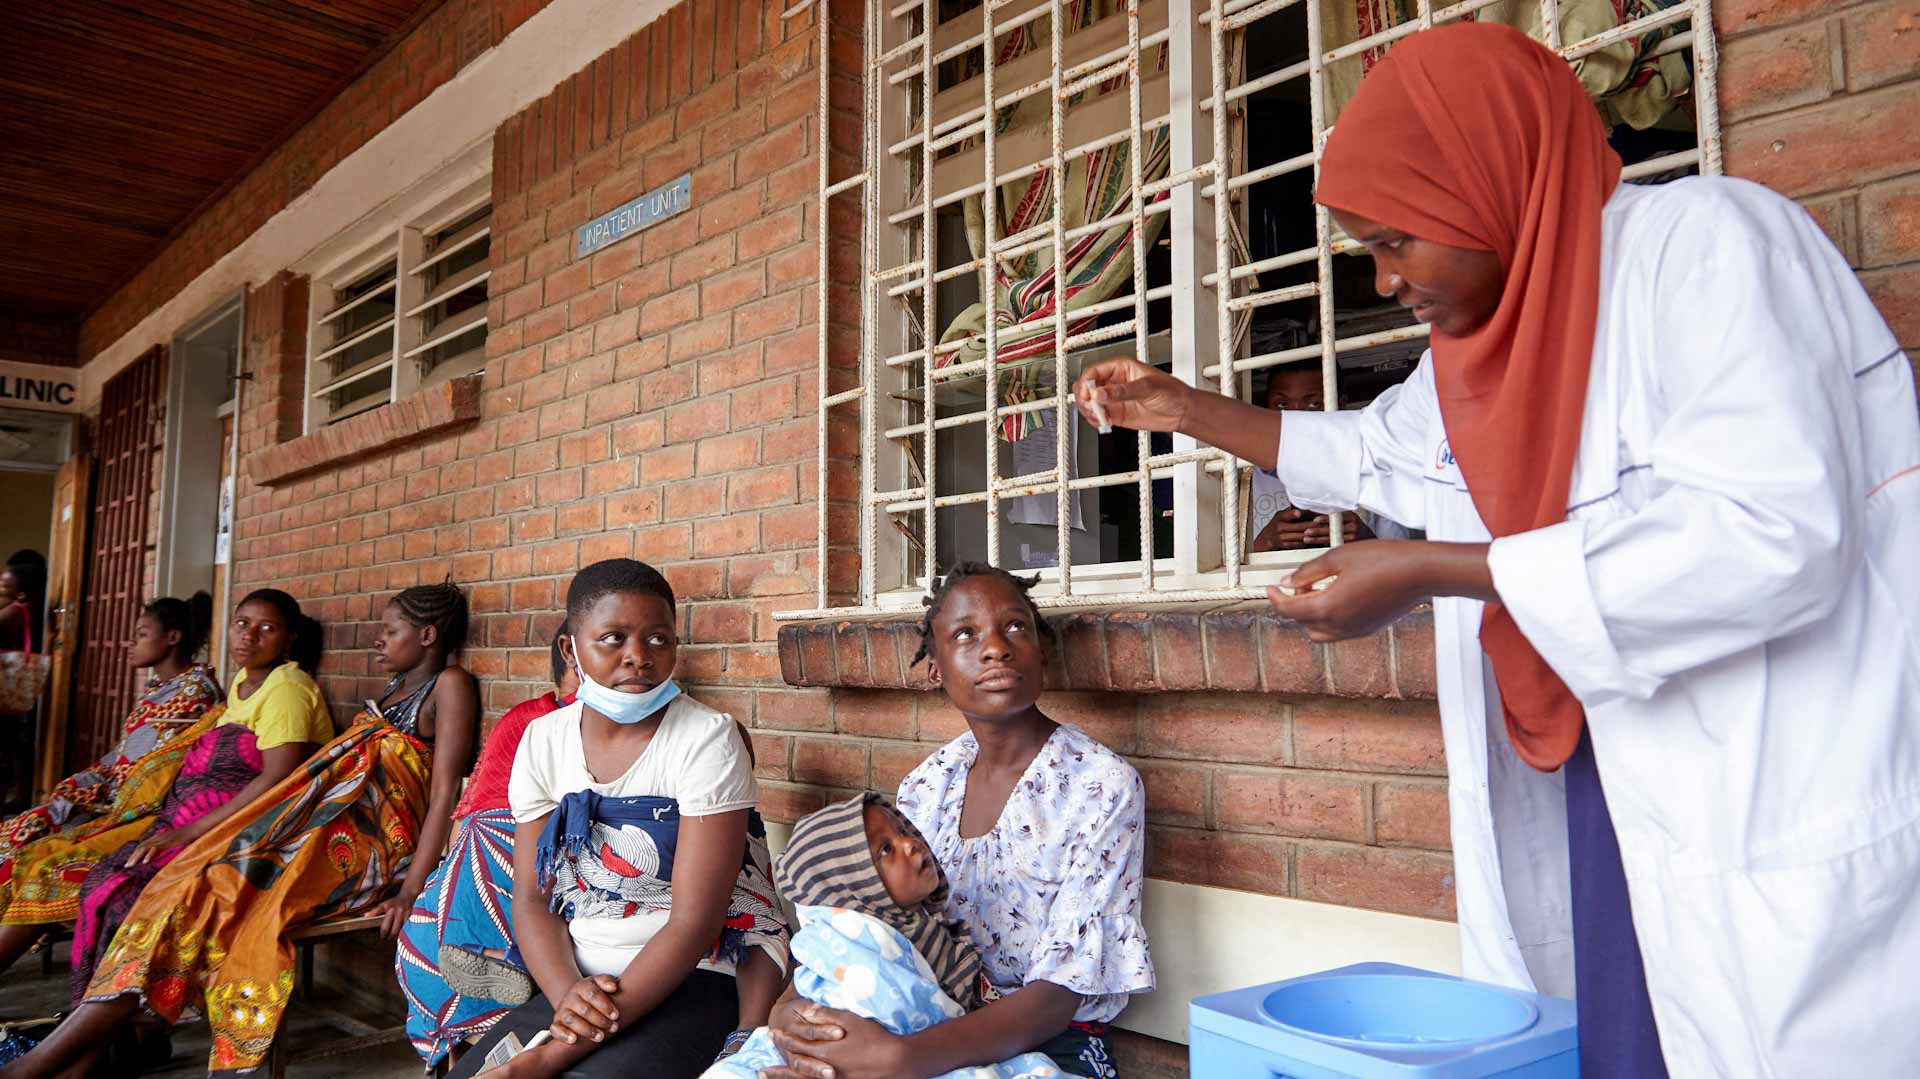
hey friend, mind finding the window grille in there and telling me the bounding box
[305,179,493,430]
[780,0,1720,618]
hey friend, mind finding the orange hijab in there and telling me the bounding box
[1315,23,1621,771]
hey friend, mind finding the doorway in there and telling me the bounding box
[0,407,71,804]
[159,297,243,682]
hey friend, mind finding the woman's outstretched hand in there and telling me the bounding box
[1269,540,1496,641]
[1073,358,1194,433]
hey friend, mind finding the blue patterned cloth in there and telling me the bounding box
[705,905,1062,1079]
[396,809,523,1066]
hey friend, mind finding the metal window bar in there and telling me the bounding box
[779,0,1721,619]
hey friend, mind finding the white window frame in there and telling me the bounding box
[779,0,1720,618]
[295,145,494,433]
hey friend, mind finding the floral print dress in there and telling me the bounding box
[895,723,1155,1025]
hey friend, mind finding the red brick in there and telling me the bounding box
[689,600,755,643]
[756,688,833,732]
[580,532,634,564]
[1860,173,1920,269]
[1375,779,1452,850]
[1292,698,1446,775]
[694,514,759,557]
[872,741,933,792]
[1718,20,1840,121]
[1296,843,1455,919]
[642,365,697,411]
[729,464,798,510]
[1215,770,1369,842]
[1843,0,1920,92]
[791,737,869,788]
[1861,263,1920,347]
[1149,613,1205,691]
[1147,826,1291,897]
[584,458,637,495]
[665,475,729,519]
[1725,82,1920,198]
[667,395,731,444]
[732,377,797,428]
[669,313,733,362]
[739,205,805,261]
[1140,692,1289,765]
[1136,760,1210,827]
[832,690,916,739]
[748,731,793,780]
[634,522,692,562]
[640,285,700,333]
[606,489,662,526]
[757,781,828,823]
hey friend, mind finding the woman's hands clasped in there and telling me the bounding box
[550,974,622,1046]
[760,996,912,1079]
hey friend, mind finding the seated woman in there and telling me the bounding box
[0,583,477,1079]
[765,563,1154,1079]
[449,559,788,1079]
[0,592,224,973]
[398,624,578,1068]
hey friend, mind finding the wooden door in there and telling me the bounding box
[36,453,91,796]
[71,348,166,769]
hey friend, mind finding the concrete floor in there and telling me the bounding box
[0,941,424,1077]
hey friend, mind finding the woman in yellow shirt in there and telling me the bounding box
[0,589,328,1077]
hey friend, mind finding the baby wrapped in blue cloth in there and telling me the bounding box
[704,793,1059,1079]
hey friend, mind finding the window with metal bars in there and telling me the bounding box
[304,177,493,430]
[781,0,1720,618]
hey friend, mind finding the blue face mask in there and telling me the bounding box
[571,636,680,725]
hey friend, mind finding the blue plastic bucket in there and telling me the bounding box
[1189,963,1578,1078]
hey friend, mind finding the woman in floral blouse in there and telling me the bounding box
[765,563,1153,1079]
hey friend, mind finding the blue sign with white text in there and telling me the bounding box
[574,174,693,259]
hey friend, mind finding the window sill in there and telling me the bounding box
[246,374,482,487]
[776,604,1436,699]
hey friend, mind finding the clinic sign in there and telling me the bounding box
[574,174,693,259]
[0,360,81,413]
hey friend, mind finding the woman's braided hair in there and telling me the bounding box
[390,581,469,652]
[910,561,1056,667]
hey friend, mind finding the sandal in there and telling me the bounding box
[712,1029,753,1063]
[438,945,534,1006]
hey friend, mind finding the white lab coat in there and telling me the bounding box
[1275,176,1920,1075]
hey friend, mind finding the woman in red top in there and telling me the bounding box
[397,625,578,1068]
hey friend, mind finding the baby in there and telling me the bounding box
[704,793,1057,1079]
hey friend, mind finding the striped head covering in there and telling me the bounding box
[775,792,985,1010]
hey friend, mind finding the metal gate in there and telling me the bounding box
[70,347,166,770]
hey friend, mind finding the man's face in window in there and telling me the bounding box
[1264,367,1327,413]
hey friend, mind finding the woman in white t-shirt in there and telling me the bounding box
[449,560,787,1079]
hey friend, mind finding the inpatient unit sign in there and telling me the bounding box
[574,174,692,259]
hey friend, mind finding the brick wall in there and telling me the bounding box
[1719,0,1920,371]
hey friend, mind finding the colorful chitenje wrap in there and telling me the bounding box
[395,690,567,1067]
[535,790,789,972]
[0,708,225,928]
[0,665,223,878]
[69,723,266,1003]
[1314,22,1622,771]
[82,703,433,1076]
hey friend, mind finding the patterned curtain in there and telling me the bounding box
[936,0,1174,442]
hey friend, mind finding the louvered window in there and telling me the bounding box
[304,177,492,430]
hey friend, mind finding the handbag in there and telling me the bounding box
[0,612,52,715]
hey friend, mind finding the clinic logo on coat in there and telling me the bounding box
[1435,440,1456,471]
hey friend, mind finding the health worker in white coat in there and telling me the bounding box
[1077,23,1919,1079]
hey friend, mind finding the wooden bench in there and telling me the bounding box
[265,913,415,1079]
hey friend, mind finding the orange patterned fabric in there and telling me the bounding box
[83,709,431,1075]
